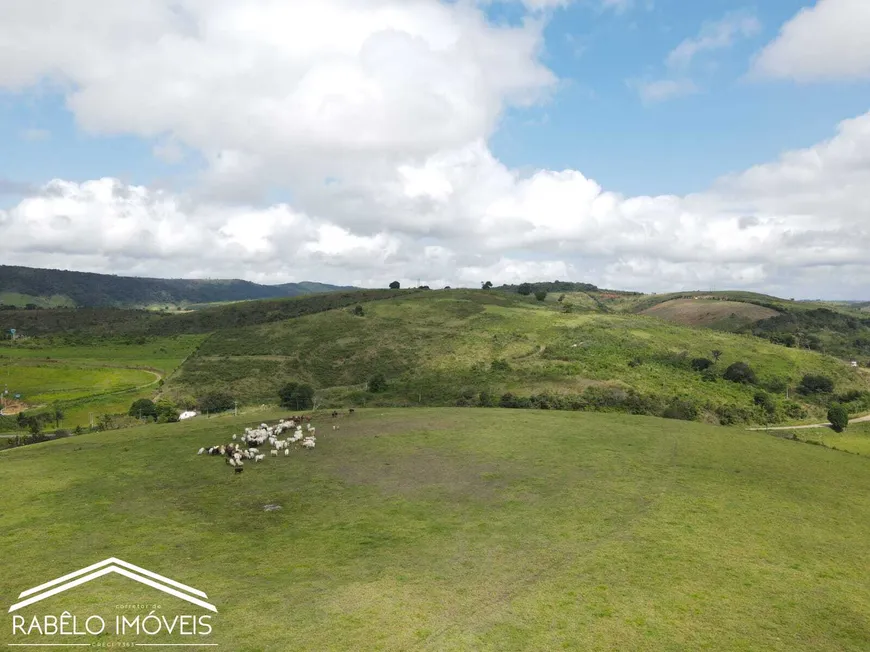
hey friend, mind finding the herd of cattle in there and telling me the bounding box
[196,412,350,474]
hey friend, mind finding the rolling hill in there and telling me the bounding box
[4,287,870,430]
[0,264,357,309]
[638,298,781,330]
[162,289,868,425]
[3,408,870,650]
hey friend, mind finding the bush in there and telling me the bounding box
[490,359,511,372]
[723,362,756,384]
[198,391,235,414]
[367,373,388,393]
[691,357,713,371]
[478,391,495,407]
[353,305,365,316]
[128,398,157,420]
[798,374,834,395]
[500,392,519,408]
[517,283,533,296]
[534,290,547,302]
[783,400,808,420]
[155,399,180,423]
[762,377,788,394]
[828,403,849,432]
[278,382,314,409]
[715,403,753,426]
[663,398,699,421]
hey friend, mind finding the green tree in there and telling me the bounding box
[353,304,365,316]
[828,403,849,432]
[128,398,157,420]
[723,361,756,384]
[534,290,547,302]
[482,281,493,289]
[517,283,532,296]
[28,418,42,436]
[52,403,64,429]
[368,373,388,393]
[155,399,180,423]
[798,374,834,395]
[389,281,400,289]
[278,382,314,409]
[198,391,234,414]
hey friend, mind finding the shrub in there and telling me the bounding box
[715,403,753,426]
[198,391,234,414]
[723,361,756,384]
[367,373,388,393]
[762,377,788,394]
[663,398,698,421]
[278,382,314,409]
[534,290,547,302]
[155,399,180,423]
[517,283,533,296]
[53,429,71,438]
[711,350,722,362]
[490,359,511,372]
[353,305,365,316]
[828,403,849,432]
[783,400,808,420]
[499,392,519,408]
[478,391,495,407]
[128,398,157,420]
[691,357,713,371]
[798,374,834,395]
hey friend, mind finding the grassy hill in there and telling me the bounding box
[2,408,870,650]
[638,298,781,330]
[165,290,868,425]
[0,264,357,309]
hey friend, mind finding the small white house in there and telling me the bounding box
[178,410,198,421]
[851,360,859,368]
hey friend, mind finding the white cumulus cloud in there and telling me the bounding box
[751,0,870,81]
[0,1,869,298]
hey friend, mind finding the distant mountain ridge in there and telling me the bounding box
[0,265,357,308]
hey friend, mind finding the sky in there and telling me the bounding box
[0,0,869,299]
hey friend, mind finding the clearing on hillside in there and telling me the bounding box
[639,298,781,329]
[1,408,869,650]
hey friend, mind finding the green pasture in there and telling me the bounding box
[1,364,156,405]
[792,422,870,457]
[1,408,870,650]
[0,334,205,374]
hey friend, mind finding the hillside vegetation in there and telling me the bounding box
[639,298,781,329]
[0,264,355,308]
[166,290,868,425]
[2,408,870,650]
[0,288,411,338]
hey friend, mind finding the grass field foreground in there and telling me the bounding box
[1,408,870,650]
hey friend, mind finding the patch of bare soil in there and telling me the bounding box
[329,446,518,501]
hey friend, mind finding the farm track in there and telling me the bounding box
[748,413,870,431]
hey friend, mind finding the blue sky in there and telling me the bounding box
[0,0,869,297]
[5,0,866,198]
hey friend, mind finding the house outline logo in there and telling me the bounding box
[8,558,217,614]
